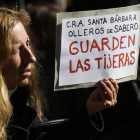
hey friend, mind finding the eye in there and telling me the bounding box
[26,39,31,48]
[12,47,21,55]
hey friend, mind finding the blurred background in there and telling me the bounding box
[2,0,140,139]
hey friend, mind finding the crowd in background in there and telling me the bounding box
[1,0,140,139]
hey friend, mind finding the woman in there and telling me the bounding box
[0,7,118,140]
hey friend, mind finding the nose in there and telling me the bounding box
[23,47,36,64]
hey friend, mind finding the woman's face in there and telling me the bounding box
[2,22,36,89]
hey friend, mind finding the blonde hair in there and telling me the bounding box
[0,7,43,140]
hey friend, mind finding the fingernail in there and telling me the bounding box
[100,80,103,83]
[103,78,108,82]
[110,78,114,81]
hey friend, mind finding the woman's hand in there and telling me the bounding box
[86,78,119,117]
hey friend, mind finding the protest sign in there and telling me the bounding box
[54,4,140,91]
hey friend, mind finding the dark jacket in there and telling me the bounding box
[93,81,140,140]
[7,87,104,140]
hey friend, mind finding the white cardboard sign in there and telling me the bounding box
[55,5,140,91]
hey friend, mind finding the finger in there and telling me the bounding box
[104,78,115,92]
[103,78,116,105]
[109,78,119,93]
[109,78,118,104]
[99,86,108,106]
[99,87,114,107]
[104,100,114,107]
[99,79,113,102]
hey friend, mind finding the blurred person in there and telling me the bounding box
[27,4,59,62]
[26,0,71,12]
[52,0,71,12]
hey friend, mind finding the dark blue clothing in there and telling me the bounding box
[7,87,104,140]
[93,81,140,140]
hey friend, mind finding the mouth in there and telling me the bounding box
[21,69,31,76]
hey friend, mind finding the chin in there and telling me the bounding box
[18,79,29,87]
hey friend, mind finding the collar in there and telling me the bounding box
[8,87,17,97]
[9,86,37,129]
[10,86,29,103]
